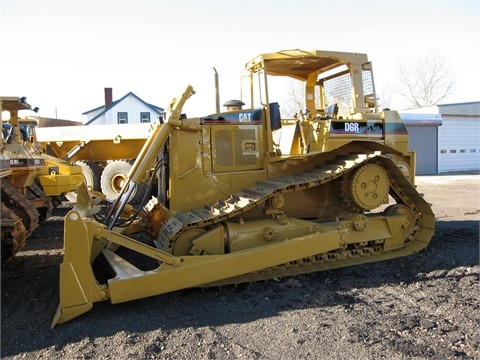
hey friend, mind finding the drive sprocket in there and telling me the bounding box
[343,163,390,211]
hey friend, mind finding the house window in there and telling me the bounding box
[140,112,150,123]
[117,112,128,124]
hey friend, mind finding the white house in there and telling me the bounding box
[83,88,164,125]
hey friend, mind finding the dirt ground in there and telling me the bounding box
[1,173,479,359]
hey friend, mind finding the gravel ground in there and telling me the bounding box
[1,173,479,359]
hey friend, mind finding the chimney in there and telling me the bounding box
[104,87,113,108]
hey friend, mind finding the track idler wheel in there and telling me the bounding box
[345,163,390,211]
[383,204,417,241]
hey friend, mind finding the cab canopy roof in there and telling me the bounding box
[0,97,33,112]
[245,49,369,81]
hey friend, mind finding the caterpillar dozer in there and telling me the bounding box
[0,96,83,265]
[52,49,435,327]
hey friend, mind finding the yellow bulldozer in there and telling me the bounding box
[0,96,84,265]
[52,49,435,327]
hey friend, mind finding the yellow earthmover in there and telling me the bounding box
[0,96,83,265]
[52,49,435,327]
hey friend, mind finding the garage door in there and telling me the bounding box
[438,118,480,173]
[407,126,438,175]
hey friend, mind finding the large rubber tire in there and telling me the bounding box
[65,160,102,202]
[100,160,149,205]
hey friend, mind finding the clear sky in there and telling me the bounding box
[1,0,479,121]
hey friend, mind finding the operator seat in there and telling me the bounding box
[318,103,338,120]
[269,102,281,130]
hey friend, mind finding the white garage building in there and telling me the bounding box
[437,102,480,173]
[400,101,480,174]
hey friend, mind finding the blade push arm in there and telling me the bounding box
[107,86,196,229]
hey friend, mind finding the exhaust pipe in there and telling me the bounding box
[213,67,220,113]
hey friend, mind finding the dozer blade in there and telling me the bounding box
[51,211,107,328]
[51,262,94,327]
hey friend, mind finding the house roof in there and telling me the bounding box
[399,101,480,116]
[438,101,480,107]
[84,92,164,125]
[438,101,480,117]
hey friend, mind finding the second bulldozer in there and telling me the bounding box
[0,96,83,265]
[52,49,435,327]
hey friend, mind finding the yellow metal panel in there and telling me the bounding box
[46,139,149,162]
[169,123,266,212]
[211,124,263,172]
[201,126,212,174]
[37,174,83,196]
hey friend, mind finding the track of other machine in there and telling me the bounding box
[1,178,55,265]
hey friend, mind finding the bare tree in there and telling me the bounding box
[378,84,393,110]
[280,79,305,117]
[395,49,456,108]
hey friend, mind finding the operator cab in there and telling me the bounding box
[238,49,405,156]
